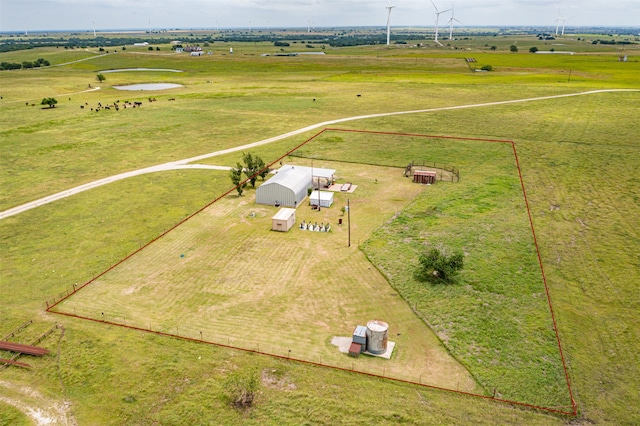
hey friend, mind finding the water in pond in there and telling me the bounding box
[113,83,183,91]
[100,68,183,73]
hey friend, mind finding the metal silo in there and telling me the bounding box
[366,320,389,355]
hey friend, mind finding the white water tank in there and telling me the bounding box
[366,320,388,355]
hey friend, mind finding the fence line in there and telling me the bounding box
[46,307,575,416]
[44,127,576,417]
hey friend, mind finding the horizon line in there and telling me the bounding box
[3,24,640,35]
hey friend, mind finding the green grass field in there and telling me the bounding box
[1,34,639,424]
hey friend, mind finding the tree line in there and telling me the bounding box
[1,57,49,70]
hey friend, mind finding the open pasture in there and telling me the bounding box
[52,159,477,393]
[2,42,637,211]
[51,130,571,410]
[1,38,639,424]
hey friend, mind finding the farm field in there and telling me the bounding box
[52,161,478,393]
[1,33,639,424]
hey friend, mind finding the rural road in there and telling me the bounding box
[1,89,637,220]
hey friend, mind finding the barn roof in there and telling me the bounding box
[263,167,311,194]
[309,190,334,202]
[277,165,336,180]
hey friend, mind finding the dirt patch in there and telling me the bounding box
[261,369,297,391]
[0,380,76,425]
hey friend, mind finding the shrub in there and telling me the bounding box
[224,368,260,409]
[415,248,464,284]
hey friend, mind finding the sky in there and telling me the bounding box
[1,0,638,33]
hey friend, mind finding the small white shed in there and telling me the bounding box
[272,208,296,232]
[309,190,334,208]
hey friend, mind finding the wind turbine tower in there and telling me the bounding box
[447,4,461,40]
[92,20,96,37]
[554,10,568,36]
[431,0,451,46]
[386,0,396,46]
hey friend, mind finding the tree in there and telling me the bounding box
[529,46,539,53]
[510,44,518,53]
[40,97,58,108]
[242,152,268,188]
[96,73,106,82]
[481,65,493,71]
[415,248,464,284]
[230,163,246,196]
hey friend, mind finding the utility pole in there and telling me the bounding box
[347,198,351,247]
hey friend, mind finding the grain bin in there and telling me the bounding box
[366,320,389,355]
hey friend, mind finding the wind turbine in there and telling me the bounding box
[92,20,96,37]
[385,0,396,46]
[431,0,451,46]
[447,4,461,40]
[554,10,568,36]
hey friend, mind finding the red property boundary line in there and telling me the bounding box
[46,128,577,417]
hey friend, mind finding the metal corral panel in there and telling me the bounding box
[352,325,367,346]
[272,208,296,232]
[366,320,389,355]
[256,168,311,207]
[414,170,437,184]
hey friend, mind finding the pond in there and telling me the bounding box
[100,68,183,73]
[113,83,183,91]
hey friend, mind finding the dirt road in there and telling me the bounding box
[1,89,636,220]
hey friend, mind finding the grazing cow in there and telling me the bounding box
[134,101,142,107]
[80,105,84,109]
[357,94,361,97]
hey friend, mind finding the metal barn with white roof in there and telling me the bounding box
[256,167,312,207]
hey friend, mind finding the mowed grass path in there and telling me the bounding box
[55,162,478,392]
